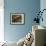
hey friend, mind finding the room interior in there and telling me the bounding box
[0,0,46,46]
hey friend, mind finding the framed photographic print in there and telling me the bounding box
[10,13,25,25]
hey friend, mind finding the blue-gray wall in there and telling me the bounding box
[4,0,40,42]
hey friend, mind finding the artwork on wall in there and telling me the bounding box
[10,13,25,25]
[33,9,46,24]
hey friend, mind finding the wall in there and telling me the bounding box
[0,0,4,42]
[40,0,46,45]
[4,0,40,42]
[40,0,46,27]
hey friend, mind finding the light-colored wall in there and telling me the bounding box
[40,0,46,45]
[40,0,46,27]
[4,0,40,42]
[0,0,4,42]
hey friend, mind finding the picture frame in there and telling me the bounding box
[10,13,25,25]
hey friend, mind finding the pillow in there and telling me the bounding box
[17,37,25,46]
[23,32,34,46]
[6,41,17,46]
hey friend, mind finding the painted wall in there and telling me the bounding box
[0,0,4,42]
[40,0,46,27]
[4,0,40,42]
[40,0,46,45]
